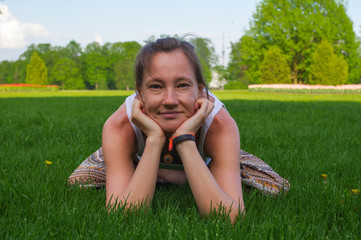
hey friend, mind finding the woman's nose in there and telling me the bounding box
[163,89,178,106]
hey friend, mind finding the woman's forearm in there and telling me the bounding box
[113,136,164,208]
[176,141,242,221]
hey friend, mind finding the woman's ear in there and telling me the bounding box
[198,84,204,98]
[136,92,144,103]
[135,85,144,102]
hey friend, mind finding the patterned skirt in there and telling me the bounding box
[68,148,290,195]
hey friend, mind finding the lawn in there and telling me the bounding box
[1,90,360,239]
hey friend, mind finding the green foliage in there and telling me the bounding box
[9,60,27,84]
[52,58,85,89]
[228,0,361,85]
[260,46,291,84]
[223,81,248,89]
[227,35,263,88]
[1,36,222,90]
[25,51,48,85]
[227,41,244,82]
[310,40,348,85]
[0,60,13,84]
[190,37,218,83]
[113,41,141,90]
[64,40,82,60]
[84,42,108,90]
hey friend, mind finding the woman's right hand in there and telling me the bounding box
[131,98,165,141]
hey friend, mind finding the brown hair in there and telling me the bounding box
[134,37,208,94]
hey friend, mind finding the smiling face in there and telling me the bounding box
[138,50,203,134]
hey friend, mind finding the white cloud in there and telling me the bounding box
[94,34,102,45]
[0,4,51,49]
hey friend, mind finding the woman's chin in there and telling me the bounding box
[160,124,180,135]
[162,127,178,135]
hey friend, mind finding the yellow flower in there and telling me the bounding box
[321,174,327,180]
[45,160,53,165]
[351,189,360,194]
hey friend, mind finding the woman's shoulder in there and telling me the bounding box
[102,103,138,154]
[105,103,128,126]
[209,108,237,133]
[203,108,239,156]
[103,103,135,138]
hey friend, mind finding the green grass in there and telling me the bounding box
[0,84,60,92]
[1,90,360,239]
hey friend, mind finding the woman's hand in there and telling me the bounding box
[174,98,214,136]
[131,98,165,141]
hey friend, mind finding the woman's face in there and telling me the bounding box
[139,50,203,133]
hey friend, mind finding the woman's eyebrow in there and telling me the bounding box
[145,79,163,85]
[176,77,193,82]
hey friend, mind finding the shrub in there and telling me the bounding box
[224,81,248,89]
[26,51,48,85]
[309,40,348,85]
[259,46,291,84]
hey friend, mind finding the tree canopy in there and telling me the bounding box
[113,41,142,90]
[52,58,84,89]
[309,40,348,85]
[260,46,291,84]
[26,51,48,85]
[0,36,219,90]
[228,0,361,85]
[1,15,360,89]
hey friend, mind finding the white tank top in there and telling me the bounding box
[125,90,225,166]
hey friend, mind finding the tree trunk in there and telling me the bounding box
[291,63,298,84]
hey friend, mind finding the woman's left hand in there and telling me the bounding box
[173,98,214,136]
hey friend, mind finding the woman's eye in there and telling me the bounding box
[149,84,162,89]
[178,83,190,88]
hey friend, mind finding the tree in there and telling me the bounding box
[190,37,218,83]
[260,46,291,84]
[20,43,64,85]
[52,58,85,89]
[84,42,108,90]
[113,41,142,90]
[309,40,348,85]
[26,51,48,85]
[229,0,361,84]
[0,61,14,84]
[227,35,262,86]
[64,40,82,60]
[10,60,27,83]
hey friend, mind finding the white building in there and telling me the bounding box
[209,71,226,89]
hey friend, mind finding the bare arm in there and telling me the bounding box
[174,101,244,222]
[103,101,165,209]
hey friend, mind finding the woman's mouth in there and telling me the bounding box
[160,111,181,118]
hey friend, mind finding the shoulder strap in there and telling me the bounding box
[125,93,145,155]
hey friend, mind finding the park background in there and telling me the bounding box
[1,0,361,91]
[1,0,361,239]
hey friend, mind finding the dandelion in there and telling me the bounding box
[45,160,53,165]
[351,189,360,194]
[321,174,327,180]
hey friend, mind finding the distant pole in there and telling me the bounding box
[222,30,225,67]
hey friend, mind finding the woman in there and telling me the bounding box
[68,38,289,222]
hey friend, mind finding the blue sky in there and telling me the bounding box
[0,0,360,64]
